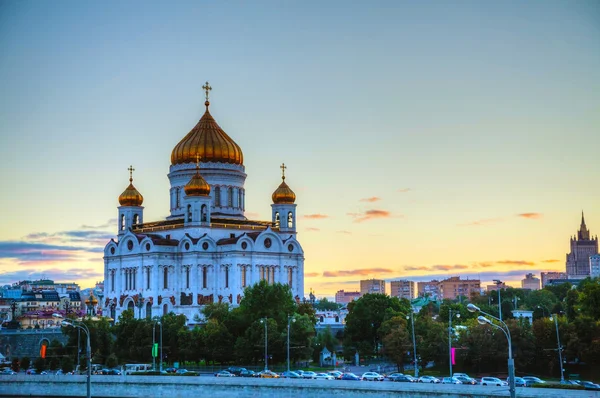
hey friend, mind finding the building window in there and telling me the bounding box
[202,267,207,289]
[133,214,139,225]
[214,187,221,206]
[288,268,293,288]
[163,267,168,289]
[227,187,233,207]
[176,188,180,208]
[225,267,229,288]
[121,215,125,231]
[241,266,247,288]
[271,267,275,284]
[185,267,190,289]
[146,269,150,289]
[187,204,192,222]
[274,212,280,228]
[201,204,207,222]
[238,190,242,209]
[111,271,115,292]
[133,269,136,290]
[288,212,293,228]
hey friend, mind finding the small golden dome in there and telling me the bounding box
[185,160,211,197]
[171,98,244,166]
[119,166,144,206]
[272,164,295,204]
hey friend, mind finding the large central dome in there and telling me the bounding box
[171,101,244,166]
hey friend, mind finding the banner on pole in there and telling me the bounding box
[451,347,456,365]
[152,343,158,358]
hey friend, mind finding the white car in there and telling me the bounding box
[361,372,384,381]
[442,376,462,384]
[301,371,317,379]
[314,373,335,380]
[481,377,508,386]
[418,376,441,383]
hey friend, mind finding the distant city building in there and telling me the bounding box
[590,254,600,278]
[521,273,540,290]
[439,276,480,300]
[512,310,533,325]
[16,279,79,294]
[334,290,361,304]
[390,280,415,300]
[540,272,567,288]
[360,279,386,295]
[566,212,598,279]
[417,280,440,299]
[486,281,507,292]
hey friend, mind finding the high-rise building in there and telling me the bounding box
[417,280,440,299]
[360,279,386,295]
[335,290,361,304]
[439,276,480,300]
[390,280,415,300]
[521,273,540,290]
[590,254,600,278]
[566,212,598,279]
[540,272,567,288]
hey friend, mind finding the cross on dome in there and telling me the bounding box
[280,163,287,180]
[202,81,212,101]
[128,165,135,182]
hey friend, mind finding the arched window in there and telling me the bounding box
[175,188,180,208]
[121,215,125,231]
[214,187,221,206]
[288,268,293,288]
[288,212,293,228]
[201,205,207,222]
[133,214,139,225]
[335,316,340,323]
[163,267,168,289]
[163,304,168,316]
[187,204,192,222]
[274,212,280,228]
[185,267,190,289]
[319,316,324,323]
[146,302,152,319]
[227,187,233,207]
[111,271,115,292]
[238,190,242,209]
[202,267,207,289]
[241,265,247,287]
[146,268,150,289]
[128,301,134,312]
[225,267,229,288]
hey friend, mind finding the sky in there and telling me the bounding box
[0,1,599,297]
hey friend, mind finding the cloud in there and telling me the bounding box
[25,229,115,246]
[80,218,118,229]
[305,272,320,277]
[392,269,548,283]
[302,214,329,220]
[0,268,103,285]
[458,217,503,227]
[360,197,381,203]
[305,227,320,232]
[473,262,494,268]
[542,259,560,263]
[336,230,352,235]
[397,188,411,193]
[348,209,393,223]
[517,213,543,219]
[322,268,394,277]
[496,260,535,266]
[404,264,469,272]
[404,266,430,271]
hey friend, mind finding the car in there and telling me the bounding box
[294,370,305,376]
[522,376,545,384]
[314,373,335,380]
[455,376,477,385]
[258,370,279,379]
[328,370,343,379]
[164,367,177,374]
[418,375,440,383]
[481,377,508,386]
[215,370,235,377]
[25,369,37,375]
[361,372,384,381]
[386,372,405,382]
[239,369,256,377]
[341,372,361,381]
[175,369,189,374]
[581,381,600,390]
[1,369,17,375]
[512,377,528,387]
[301,371,317,379]
[453,373,471,379]
[280,371,302,379]
[442,376,462,384]
[226,366,246,376]
[102,368,121,375]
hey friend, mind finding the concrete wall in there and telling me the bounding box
[0,329,68,360]
[0,375,595,398]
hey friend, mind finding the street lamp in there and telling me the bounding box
[152,320,163,372]
[54,314,91,398]
[260,318,268,371]
[549,314,565,383]
[405,308,418,378]
[468,303,514,398]
[287,315,296,372]
[537,304,549,318]
[448,309,460,377]
[493,280,503,321]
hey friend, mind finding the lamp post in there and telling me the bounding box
[493,280,503,321]
[159,320,163,373]
[405,308,418,377]
[448,309,460,377]
[537,304,549,318]
[260,318,268,371]
[549,314,565,383]
[468,303,514,398]
[287,315,296,372]
[54,315,91,398]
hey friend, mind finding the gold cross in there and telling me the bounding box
[128,165,135,182]
[202,81,212,101]
[280,163,287,179]
[195,154,201,170]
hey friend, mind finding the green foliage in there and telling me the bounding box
[315,298,341,311]
[33,357,46,372]
[106,353,118,368]
[11,358,19,372]
[20,357,30,371]
[380,316,410,371]
[61,357,74,373]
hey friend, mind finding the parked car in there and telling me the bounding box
[280,371,302,379]
[386,372,405,382]
[1,369,17,375]
[481,377,508,386]
[453,373,471,379]
[442,376,462,384]
[328,370,343,379]
[581,381,600,390]
[395,375,417,383]
[226,367,246,376]
[455,376,477,385]
[25,369,37,375]
[164,367,178,373]
[294,370,305,376]
[361,372,385,381]
[341,372,361,381]
[418,376,440,383]
[215,370,235,377]
[301,371,317,379]
[314,373,335,380]
[258,370,279,379]
[175,369,189,375]
[239,369,256,378]
[512,377,528,387]
[522,376,545,385]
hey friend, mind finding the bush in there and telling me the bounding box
[33,357,46,372]
[531,383,584,390]
[20,357,31,371]
[61,357,74,374]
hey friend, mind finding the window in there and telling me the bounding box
[146,268,150,289]
[201,204,207,222]
[187,204,192,222]
[238,190,242,209]
[133,269,136,290]
[163,267,168,289]
[111,271,115,292]
[185,267,190,289]
[133,214,139,225]
[274,212,280,228]
[225,267,229,288]
[214,187,221,206]
[288,212,293,228]
[271,268,275,284]
[227,187,233,207]
[288,267,293,288]
[202,267,207,289]
[121,215,125,231]
[241,265,247,288]
[176,188,180,208]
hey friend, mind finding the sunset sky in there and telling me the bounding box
[1,1,599,297]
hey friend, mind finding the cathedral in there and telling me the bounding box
[566,212,598,279]
[102,83,305,324]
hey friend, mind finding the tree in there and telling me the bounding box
[11,358,19,372]
[61,357,74,373]
[315,298,341,311]
[20,357,31,371]
[33,357,46,372]
[579,279,600,320]
[380,316,410,371]
[106,353,118,369]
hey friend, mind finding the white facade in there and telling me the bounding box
[590,254,600,278]
[103,96,305,325]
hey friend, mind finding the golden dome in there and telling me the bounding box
[272,164,296,204]
[119,166,144,206]
[185,160,211,197]
[86,293,98,305]
[171,101,243,166]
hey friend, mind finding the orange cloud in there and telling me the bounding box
[473,262,494,268]
[303,214,329,220]
[496,260,535,266]
[323,268,394,277]
[305,272,320,277]
[348,209,392,223]
[306,227,320,232]
[458,217,503,227]
[517,213,543,219]
[397,188,411,193]
[404,266,430,271]
[542,259,560,263]
[405,264,468,271]
[360,197,381,203]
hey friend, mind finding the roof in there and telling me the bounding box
[217,231,261,246]
[131,216,276,234]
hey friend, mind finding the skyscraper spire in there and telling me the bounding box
[578,211,590,240]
